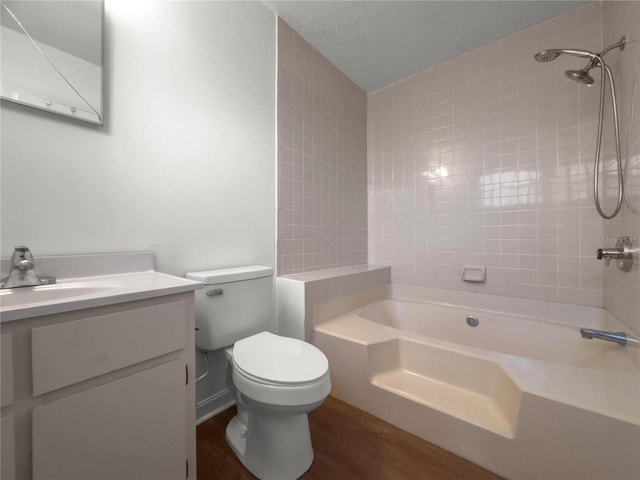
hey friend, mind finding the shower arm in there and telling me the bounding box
[602,37,626,56]
[579,37,626,72]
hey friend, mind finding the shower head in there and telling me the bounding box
[536,39,626,89]
[533,48,598,63]
[534,50,562,62]
[535,48,601,87]
[533,37,627,221]
[565,69,595,86]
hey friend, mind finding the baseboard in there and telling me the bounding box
[196,388,235,425]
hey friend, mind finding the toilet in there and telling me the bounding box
[186,266,331,480]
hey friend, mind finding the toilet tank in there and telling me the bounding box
[186,266,273,351]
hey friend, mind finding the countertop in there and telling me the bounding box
[0,252,202,322]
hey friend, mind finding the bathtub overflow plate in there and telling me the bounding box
[466,315,479,327]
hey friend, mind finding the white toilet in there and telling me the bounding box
[186,266,331,480]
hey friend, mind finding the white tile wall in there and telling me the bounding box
[276,2,638,328]
[367,3,609,307]
[277,265,391,341]
[277,19,368,275]
[602,1,640,335]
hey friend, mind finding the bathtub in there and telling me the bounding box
[314,285,640,480]
[359,298,639,372]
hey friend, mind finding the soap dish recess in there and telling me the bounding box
[462,266,485,283]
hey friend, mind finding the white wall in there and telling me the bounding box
[1,0,276,419]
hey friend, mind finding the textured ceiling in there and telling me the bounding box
[262,0,587,92]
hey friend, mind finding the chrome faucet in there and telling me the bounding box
[596,236,633,271]
[1,246,56,289]
[580,328,640,347]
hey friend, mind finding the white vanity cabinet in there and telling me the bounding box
[0,291,197,480]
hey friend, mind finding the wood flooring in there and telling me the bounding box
[196,396,504,480]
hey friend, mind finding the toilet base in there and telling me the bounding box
[226,406,314,480]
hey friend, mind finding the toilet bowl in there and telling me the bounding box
[225,331,331,480]
[186,266,331,479]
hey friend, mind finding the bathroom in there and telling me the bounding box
[1,0,639,479]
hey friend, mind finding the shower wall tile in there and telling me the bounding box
[277,19,367,276]
[602,1,640,335]
[367,2,608,307]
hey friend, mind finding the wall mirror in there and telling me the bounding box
[1,0,104,125]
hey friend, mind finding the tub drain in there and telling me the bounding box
[466,315,479,327]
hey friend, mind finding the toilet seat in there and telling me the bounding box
[231,331,331,406]
[233,331,328,384]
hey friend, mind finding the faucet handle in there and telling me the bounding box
[11,245,34,262]
[597,237,634,271]
[597,248,612,265]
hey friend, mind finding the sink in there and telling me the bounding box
[0,252,201,323]
[0,282,120,308]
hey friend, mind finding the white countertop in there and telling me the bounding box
[0,252,202,322]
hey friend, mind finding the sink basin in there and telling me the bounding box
[0,282,120,308]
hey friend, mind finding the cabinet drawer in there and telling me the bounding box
[32,300,186,395]
[1,334,13,407]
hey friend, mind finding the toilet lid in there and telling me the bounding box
[233,331,328,385]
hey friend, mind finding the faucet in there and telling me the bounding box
[580,328,640,347]
[1,246,56,289]
[596,236,633,271]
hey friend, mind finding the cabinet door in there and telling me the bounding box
[33,359,187,480]
[1,333,14,407]
[1,415,16,480]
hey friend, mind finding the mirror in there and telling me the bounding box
[0,0,104,125]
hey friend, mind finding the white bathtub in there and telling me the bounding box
[359,298,639,372]
[314,285,640,480]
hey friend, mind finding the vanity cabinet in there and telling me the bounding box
[0,292,196,480]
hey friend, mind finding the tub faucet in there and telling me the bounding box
[0,246,56,289]
[580,328,640,347]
